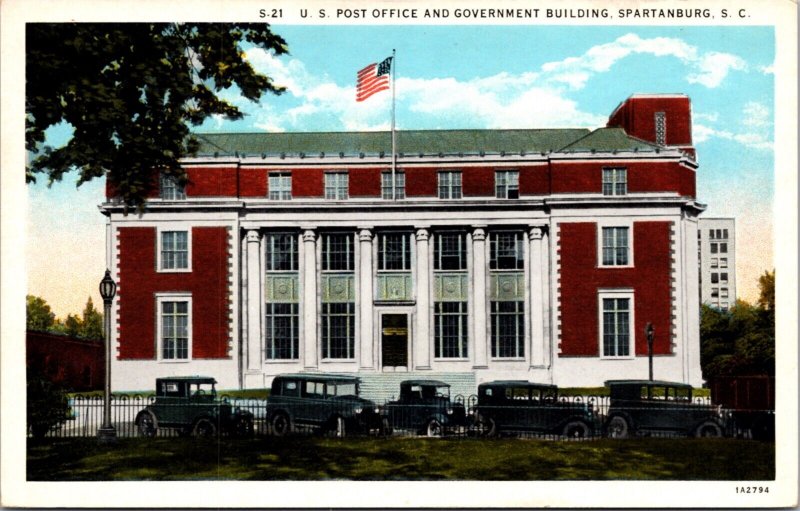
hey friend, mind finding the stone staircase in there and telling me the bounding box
[357,371,477,404]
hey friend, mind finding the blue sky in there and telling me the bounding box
[27,25,775,317]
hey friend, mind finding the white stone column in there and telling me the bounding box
[414,228,431,370]
[472,226,489,369]
[246,230,263,372]
[529,226,546,368]
[302,229,318,369]
[358,228,374,369]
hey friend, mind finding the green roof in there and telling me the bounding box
[193,129,593,157]
[558,128,661,153]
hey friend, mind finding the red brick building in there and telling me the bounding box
[101,94,703,394]
[26,331,105,391]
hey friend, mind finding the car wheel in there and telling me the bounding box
[695,421,722,438]
[271,413,291,437]
[136,411,157,438]
[606,416,629,439]
[233,416,254,438]
[562,420,591,439]
[193,418,217,438]
[426,419,443,437]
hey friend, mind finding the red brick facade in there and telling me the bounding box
[557,221,674,357]
[117,226,231,360]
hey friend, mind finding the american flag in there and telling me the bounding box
[356,56,393,102]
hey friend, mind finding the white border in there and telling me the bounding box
[597,288,636,359]
[155,292,193,362]
[156,225,192,273]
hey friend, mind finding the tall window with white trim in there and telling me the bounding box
[601,227,629,266]
[602,167,627,196]
[160,231,189,270]
[602,297,630,357]
[268,172,292,200]
[489,231,525,358]
[160,174,186,200]
[381,171,405,200]
[265,233,299,360]
[159,299,190,360]
[437,171,462,199]
[321,232,355,359]
[324,172,349,200]
[495,170,519,199]
[433,231,468,358]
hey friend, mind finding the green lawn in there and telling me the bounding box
[27,436,773,481]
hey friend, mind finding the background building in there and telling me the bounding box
[101,93,704,395]
[698,217,737,310]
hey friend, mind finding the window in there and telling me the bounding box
[711,273,719,284]
[711,287,719,298]
[160,231,189,270]
[321,303,355,359]
[601,227,629,266]
[265,233,298,271]
[265,303,299,359]
[720,302,729,311]
[720,272,728,284]
[324,172,349,200]
[720,258,728,268]
[654,111,666,145]
[495,170,519,199]
[722,229,729,239]
[158,297,190,360]
[709,229,716,240]
[321,233,354,271]
[602,297,631,357]
[438,171,462,199]
[491,301,525,358]
[268,172,292,200]
[160,174,186,200]
[434,232,467,271]
[720,288,729,299]
[710,258,718,268]
[490,232,524,270]
[434,302,468,358]
[602,167,627,196]
[378,233,411,271]
[710,243,718,254]
[720,243,728,254]
[382,172,405,200]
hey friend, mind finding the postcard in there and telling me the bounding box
[1,0,797,507]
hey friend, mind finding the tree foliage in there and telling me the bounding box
[26,295,104,340]
[26,23,288,209]
[26,295,56,331]
[700,271,776,380]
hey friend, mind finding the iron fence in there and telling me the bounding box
[28,393,748,441]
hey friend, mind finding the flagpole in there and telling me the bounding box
[391,48,397,201]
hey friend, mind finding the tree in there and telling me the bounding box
[700,274,776,380]
[63,314,82,338]
[80,297,104,341]
[26,23,288,209]
[26,295,55,331]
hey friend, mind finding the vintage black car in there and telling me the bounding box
[473,381,596,438]
[604,380,725,438]
[134,376,254,437]
[267,373,389,437]
[384,380,467,436]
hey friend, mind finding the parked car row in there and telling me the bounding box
[135,375,727,440]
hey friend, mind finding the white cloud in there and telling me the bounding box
[540,33,745,90]
[686,52,747,88]
[759,63,775,75]
[742,101,771,128]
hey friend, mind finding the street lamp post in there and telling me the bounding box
[97,269,117,443]
[646,322,655,381]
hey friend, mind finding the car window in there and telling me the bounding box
[506,387,529,400]
[434,386,450,398]
[332,383,357,396]
[160,381,184,397]
[674,387,691,401]
[304,381,325,398]
[282,380,299,397]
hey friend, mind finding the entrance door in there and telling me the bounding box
[381,314,408,368]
